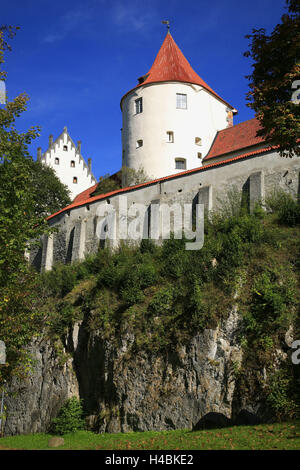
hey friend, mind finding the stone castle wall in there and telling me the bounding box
[30,150,300,271]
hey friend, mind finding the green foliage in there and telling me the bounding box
[244,0,300,157]
[266,190,300,226]
[243,265,297,338]
[92,166,151,197]
[39,263,78,298]
[29,160,71,216]
[92,174,121,196]
[51,397,85,435]
[0,26,52,381]
[266,369,300,421]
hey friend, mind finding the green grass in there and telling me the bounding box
[0,421,300,450]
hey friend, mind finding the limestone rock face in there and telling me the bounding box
[3,308,273,436]
[4,338,79,436]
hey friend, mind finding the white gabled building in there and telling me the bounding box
[120,31,237,181]
[37,126,97,201]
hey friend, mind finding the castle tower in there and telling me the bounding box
[120,31,237,181]
[38,126,97,200]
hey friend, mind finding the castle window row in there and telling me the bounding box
[134,93,188,114]
[54,158,76,167]
[135,132,202,146]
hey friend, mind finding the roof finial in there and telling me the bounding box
[162,20,170,33]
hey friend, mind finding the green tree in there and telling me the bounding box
[51,397,85,435]
[92,166,150,197]
[29,160,71,217]
[244,0,300,157]
[0,26,50,380]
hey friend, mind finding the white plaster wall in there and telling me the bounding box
[42,131,97,200]
[121,82,230,180]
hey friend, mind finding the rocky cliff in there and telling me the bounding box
[4,306,282,436]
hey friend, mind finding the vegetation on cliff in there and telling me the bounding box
[1,179,299,423]
[27,189,299,422]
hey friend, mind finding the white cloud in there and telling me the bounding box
[112,1,158,33]
[43,6,94,43]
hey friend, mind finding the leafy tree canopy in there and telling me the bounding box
[244,0,300,157]
[92,166,150,197]
[29,160,71,217]
[0,26,51,381]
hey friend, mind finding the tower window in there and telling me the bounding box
[197,152,202,160]
[195,137,202,145]
[63,145,68,151]
[176,93,187,109]
[70,160,75,167]
[166,131,174,143]
[175,158,186,170]
[136,139,143,148]
[55,157,59,165]
[73,177,78,184]
[135,97,143,114]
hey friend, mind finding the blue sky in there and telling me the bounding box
[2,0,287,180]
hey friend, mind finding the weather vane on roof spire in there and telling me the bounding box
[162,20,170,32]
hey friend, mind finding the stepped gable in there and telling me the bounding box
[121,32,234,109]
[204,117,266,161]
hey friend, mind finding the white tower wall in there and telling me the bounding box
[121,82,230,181]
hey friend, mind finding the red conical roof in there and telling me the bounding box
[121,32,234,109]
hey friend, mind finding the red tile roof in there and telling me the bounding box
[121,32,234,109]
[47,144,276,222]
[204,117,266,161]
[73,183,98,204]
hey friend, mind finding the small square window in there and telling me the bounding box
[135,97,143,114]
[197,152,202,159]
[176,93,187,109]
[63,145,68,151]
[167,131,174,143]
[73,177,78,184]
[136,139,143,148]
[55,157,59,165]
[175,158,186,170]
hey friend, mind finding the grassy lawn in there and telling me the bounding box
[0,421,299,450]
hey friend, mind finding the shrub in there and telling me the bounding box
[243,266,297,337]
[266,369,300,421]
[266,190,300,226]
[148,285,174,316]
[51,397,85,435]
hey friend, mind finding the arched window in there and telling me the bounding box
[73,176,78,184]
[195,137,202,146]
[55,157,59,165]
[70,160,75,167]
[63,145,68,151]
[175,158,186,170]
[136,139,143,148]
